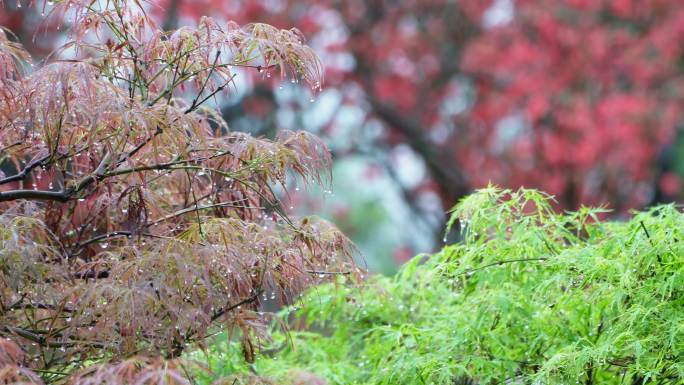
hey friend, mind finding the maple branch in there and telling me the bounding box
[0,154,51,185]
[211,290,263,323]
[458,257,549,277]
[0,189,70,202]
[306,270,351,275]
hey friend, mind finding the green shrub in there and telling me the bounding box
[198,186,684,385]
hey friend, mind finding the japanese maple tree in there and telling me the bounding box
[0,0,355,383]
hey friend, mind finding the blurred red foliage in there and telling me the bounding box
[462,0,684,209]
[3,0,676,212]
[148,0,684,212]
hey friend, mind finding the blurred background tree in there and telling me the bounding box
[6,0,684,273]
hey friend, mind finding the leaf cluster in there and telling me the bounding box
[212,186,684,385]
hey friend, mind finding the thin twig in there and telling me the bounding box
[459,257,548,277]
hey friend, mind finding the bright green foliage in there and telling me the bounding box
[198,186,684,384]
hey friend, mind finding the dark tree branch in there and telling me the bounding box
[368,97,470,201]
[339,1,476,209]
[0,189,70,202]
[184,50,223,114]
[0,154,51,185]
[306,270,351,275]
[210,290,263,323]
[2,326,105,349]
[114,127,164,168]
[161,0,181,31]
[8,302,74,313]
[0,150,237,203]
